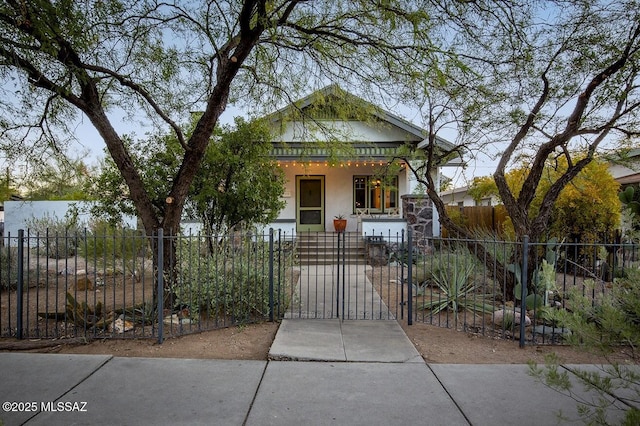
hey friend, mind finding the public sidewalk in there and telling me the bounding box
[0,263,634,425]
[0,349,633,426]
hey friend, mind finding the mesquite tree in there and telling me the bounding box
[0,0,441,306]
[397,1,640,298]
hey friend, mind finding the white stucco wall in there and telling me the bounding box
[362,219,406,240]
[3,201,138,244]
[276,162,409,232]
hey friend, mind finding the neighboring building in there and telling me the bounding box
[263,85,460,237]
[439,185,499,207]
[441,147,640,210]
[609,148,640,186]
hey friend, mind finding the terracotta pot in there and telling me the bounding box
[333,219,347,233]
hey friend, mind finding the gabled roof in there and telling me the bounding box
[267,85,458,161]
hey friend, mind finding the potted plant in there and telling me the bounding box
[333,214,347,233]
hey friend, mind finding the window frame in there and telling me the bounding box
[353,175,398,214]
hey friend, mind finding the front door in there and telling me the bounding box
[296,175,325,232]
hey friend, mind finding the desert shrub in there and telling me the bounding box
[0,247,19,290]
[530,269,640,424]
[174,237,272,322]
[78,220,148,260]
[25,211,84,258]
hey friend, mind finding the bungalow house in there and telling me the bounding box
[261,85,459,238]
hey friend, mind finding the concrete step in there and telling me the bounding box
[297,232,367,265]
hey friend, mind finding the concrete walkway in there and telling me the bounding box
[0,263,635,425]
[285,264,394,320]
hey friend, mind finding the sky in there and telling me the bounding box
[66,94,494,192]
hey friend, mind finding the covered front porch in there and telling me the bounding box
[274,158,407,234]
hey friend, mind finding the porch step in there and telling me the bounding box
[296,232,367,265]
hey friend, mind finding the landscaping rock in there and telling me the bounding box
[163,314,180,325]
[492,308,531,326]
[110,317,134,333]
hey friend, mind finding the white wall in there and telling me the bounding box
[362,219,406,240]
[276,162,408,232]
[273,120,418,144]
[3,201,137,243]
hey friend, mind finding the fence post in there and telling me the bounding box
[407,229,413,326]
[519,235,529,348]
[157,228,164,344]
[268,228,274,322]
[336,231,341,319]
[16,229,24,339]
[400,229,405,320]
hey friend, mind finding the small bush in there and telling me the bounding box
[25,211,84,258]
[530,269,640,424]
[78,220,148,260]
[174,237,272,322]
[417,248,494,322]
[0,247,19,291]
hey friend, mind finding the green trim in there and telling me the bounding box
[271,145,404,160]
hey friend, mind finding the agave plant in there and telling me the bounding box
[418,250,494,324]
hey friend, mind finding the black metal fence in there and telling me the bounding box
[1,228,297,343]
[1,227,638,346]
[402,233,639,345]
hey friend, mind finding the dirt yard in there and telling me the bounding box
[0,318,634,365]
[1,261,636,364]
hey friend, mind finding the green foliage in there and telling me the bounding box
[0,174,19,201]
[530,270,640,424]
[546,159,620,242]
[619,185,640,242]
[77,220,148,262]
[189,118,286,233]
[512,240,559,309]
[417,248,494,321]
[0,248,19,291]
[25,209,84,258]
[468,176,499,204]
[23,157,92,201]
[468,159,621,241]
[90,118,285,233]
[389,242,425,266]
[86,134,175,226]
[174,237,272,321]
[619,186,640,214]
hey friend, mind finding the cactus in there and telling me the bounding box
[619,186,640,215]
[512,239,559,309]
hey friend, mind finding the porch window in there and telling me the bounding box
[353,176,398,213]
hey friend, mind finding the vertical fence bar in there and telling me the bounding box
[157,229,164,344]
[407,229,413,326]
[336,231,341,319]
[519,235,529,348]
[341,232,346,320]
[269,228,275,322]
[400,229,405,320]
[16,229,24,339]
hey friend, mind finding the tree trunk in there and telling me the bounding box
[426,183,517,300]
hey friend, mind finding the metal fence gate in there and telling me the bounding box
[285,231,407,321]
